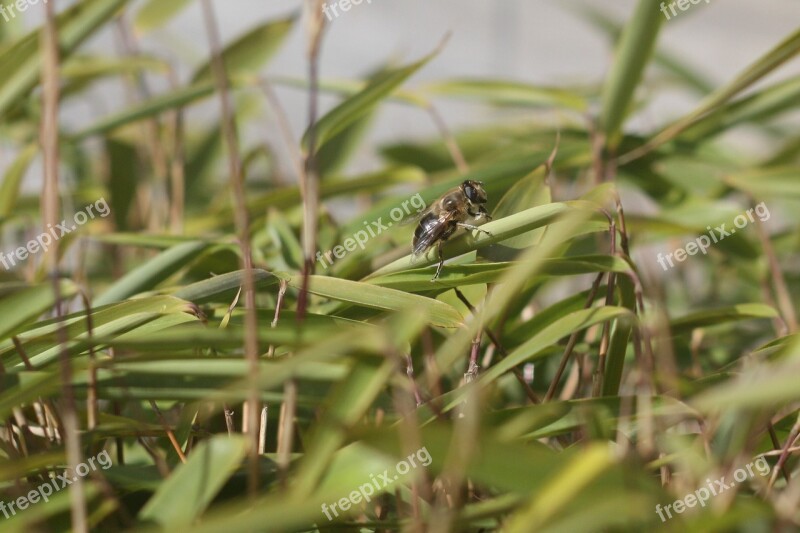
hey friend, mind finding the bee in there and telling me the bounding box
[411,180,493,280]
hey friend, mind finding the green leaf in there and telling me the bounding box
[338,149,561,238]
[1,296,198,368]
[292,358,396,498]
[505,444,613,532]
[431,188,613,374]
[369,256,628,292]
[0,0,130,119]
[0,142,37,220]
[134,0,196,35]
[570,4,713,94]
[368,201,605,279]
[172,269,277,304]
[263,209,304,271]
[724,167,800,198]
[138,435,250,528]
[219,165,426,226]
[61,54,167,87]
[482,157,553,255]
[425,79,587,111]
[622,26,800,161]
[602,275,635,396]
[73,82,216,139]
[670,303,778,335]
[0,281,78,341]
[105,139,139,232]
[302,41,444,150]
[679,76,800,141]
[191,15,296,83]
[693,359,800,411]
[315,111,375,176]
[94,241,212,306]
[479,306,634,385]
[599,0,663,144]
[287,275,463,328]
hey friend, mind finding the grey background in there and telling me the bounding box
[6,0,800,183]
[146,0,800,171]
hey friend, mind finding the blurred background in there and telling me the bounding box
[6,0,800,183]
[1,2,799,530]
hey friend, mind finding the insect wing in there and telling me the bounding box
[399,203,434,226]
[412,211,454,256]
[401,186,459,226]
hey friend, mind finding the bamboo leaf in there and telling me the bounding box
[0,142,37,220]
[191,15,296,83]
[425,79,588,111]
[0,281,78,341]
[369,201,605,279]
[138,435,250,528]
[621,26,800,161]
[599,0,663,144]
[670,303,778,335]
[0,0,130,118]
[480,307,634,385]
[94,241,212,306]
[302,40,445,150]
[287,274,463,328]
[134,0,196,35]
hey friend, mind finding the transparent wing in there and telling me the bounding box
[412,211,455,257]
[399,204,435,226]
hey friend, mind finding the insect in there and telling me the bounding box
[411,180,493,280]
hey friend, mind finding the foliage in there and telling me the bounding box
[0,1,799,532]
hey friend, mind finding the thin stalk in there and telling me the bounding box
[279,0,327,486]
[768,424,792,484]
[593,216,617,397]
[148,400,187,463]
[258,406,269,454]
[41,2,87,530]
[137,437,170,478]
[453,288,540,404]
[753,199,797,333]
[545,272,604,402]
[113,17,170,231]
[259,78,305,182]
[79,291,98,431]
[200,0,261,498]
[276,381,297,487]
[768,414,800,492]
[426,103,468,173]
[166,66,186,234]
[296,0,326,319]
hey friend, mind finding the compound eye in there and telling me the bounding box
[463,184,476,202]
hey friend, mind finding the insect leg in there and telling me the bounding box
[469,206,492,221]
[457,222,493,237]
[432,241,445,281]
